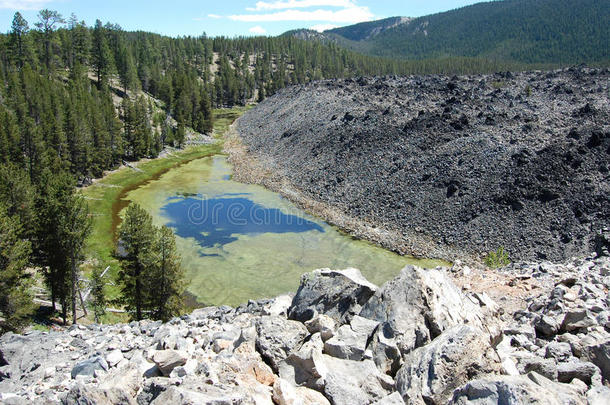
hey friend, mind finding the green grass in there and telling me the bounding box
[81,106,248,303]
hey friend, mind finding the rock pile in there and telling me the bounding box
[233,68,610,262]
[0,255,608,404]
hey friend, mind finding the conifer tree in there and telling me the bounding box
[116,203,156,321]
[0,205,34,333]
[35,9,64,73]
[10,12,29,69]
[148,226,185,321]
[92,19,114,88]
[89,266,106,323]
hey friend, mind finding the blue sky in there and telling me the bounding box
[0,0,481,37]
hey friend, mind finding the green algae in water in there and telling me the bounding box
[121,156,445,307]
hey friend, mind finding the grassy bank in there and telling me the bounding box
[80,107,248,317]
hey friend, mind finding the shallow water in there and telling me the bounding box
[122,155,446,306]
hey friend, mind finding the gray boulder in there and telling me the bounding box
[562,310,598,332]
[255,315,308,372]
[557,358,600,385]
[279,332,394,405]
[580,335,610,381]
[151,350,188,377]
[323,315,378,360]
[288,268,378,324]
[62,384,135,405]
[71,356,109,379]
[395,325,499,405]
[368,322,402,376]
[448,372,587,405]
[360,266,484,355]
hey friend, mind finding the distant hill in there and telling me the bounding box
[287,0,610,65]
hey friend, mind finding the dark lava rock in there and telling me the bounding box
[236,68,610,261]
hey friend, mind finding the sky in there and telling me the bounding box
[0,0,482,37]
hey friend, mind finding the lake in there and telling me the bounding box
[120,155,446,306]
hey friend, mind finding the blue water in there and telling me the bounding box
[161,194,325,249]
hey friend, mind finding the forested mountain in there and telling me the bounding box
[295,0,609,64]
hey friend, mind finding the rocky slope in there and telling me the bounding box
[233,67,610,262]
[1,244,609,404]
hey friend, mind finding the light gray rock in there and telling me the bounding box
[323,316,378,360]
[521,357,558,380]
[305,314,336,341]
[580,335,610,381]
[105,349,124,368]
[586,385,610,405]
[279,332,393,405]
[151,350,188,377]
[448,372,587,405]
[395,325,499,405]
[562,310,598,332]
[288,268,378,324]
[368,322,402,376]
[545,341,572,361]
[360,266,484,355]
[372,392,406,405]
[71,356,109,379]
[272,378,331,405]
[149,386,240,405]
[556,358,600,385]
[62,384,136,405]
[264,295,293,316]
[255,315,308,372]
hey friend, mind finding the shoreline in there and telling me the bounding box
[225,124,472,265]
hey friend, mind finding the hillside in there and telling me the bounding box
[233,67,610,262]
[292,0,610,65]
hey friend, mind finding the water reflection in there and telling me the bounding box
[162,194,324,249]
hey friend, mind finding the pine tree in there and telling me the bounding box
[34,9,64,73]
[116,203,156,321]
[10,12,29,69]
[89,266,106,323]
[148,226,185,321]
[0,204,35,333]
[58,192,92,324]
[92,20,114,88]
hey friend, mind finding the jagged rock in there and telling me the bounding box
[305,314,336,341]
[360,266,484,355]
[562,310,597,332]
[272,378,330,405]
[535,315,561,338]
[580,336,610,381]
[288,268,378,324]
[148,386,239,405]
[323,315,378,360]
[448,372,587,405]
[521,357,558,380]
[263,295,293,316]
[557,358,600,385]
[151,350,187,377]
[255,315,308,372]
[106,349,124,368]
[368,322,402,376]
[372,392,406,405]
[71,356,109,379]
[169,359,198,378]
[545,341,573,361]
[279,332,393,404]
[587,385,610,405]
[395,325,499,405]
[63,384,136,405]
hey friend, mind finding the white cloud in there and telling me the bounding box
[249,25,267,34]
[208,14,222,19]
[0,0,52,10]
[247,0,355,11]
[230,6,373,23]
[310,23,338,32]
